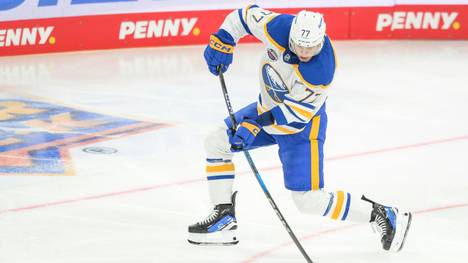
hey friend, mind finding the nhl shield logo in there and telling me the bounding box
[267,48,278,61]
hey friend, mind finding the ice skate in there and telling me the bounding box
[188,191,239,246]
[365,196,412,252]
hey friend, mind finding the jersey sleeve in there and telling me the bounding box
[220,5,280,45]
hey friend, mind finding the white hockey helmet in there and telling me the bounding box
[289,11,326,54]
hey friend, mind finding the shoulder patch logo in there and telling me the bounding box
[267,48,278,61]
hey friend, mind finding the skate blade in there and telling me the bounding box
[390,211,412,252]
[188,226,238,246]
[187,239,239,246]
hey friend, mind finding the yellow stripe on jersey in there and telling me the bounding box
[284,100,313,120]
[311,140,320,189]
[331,191,345,220]
[271,124,298,134]
[263,15,285,53]
[309,115,321,190]
[258,103,304,134]
[244,4,254,22]
[206,163,235,173]
[241,121,260,136]
[310,115,321,139]
[293,64,330,90]
[257,104,265,115]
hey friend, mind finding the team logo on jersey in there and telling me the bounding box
[267,48,278,61]
[262,64,289,103]
[0,99,165,176]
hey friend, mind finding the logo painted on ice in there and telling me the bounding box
[262,64,289,103]
[0,27,55,47]
[0,99,164,176]
[119,18,199,40]
[376,12,460,31]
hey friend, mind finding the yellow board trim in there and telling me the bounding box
[331,191,345,220]
[309,115,321,190]
[263,15,285,52]
[206,163,235,173]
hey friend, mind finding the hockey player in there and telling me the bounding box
[188,6,412,252]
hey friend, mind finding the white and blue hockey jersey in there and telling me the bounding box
[220,5,337,135]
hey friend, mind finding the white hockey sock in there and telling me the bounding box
[204,126,235,205]
[291,190,371,223]
[206,159,235,204]
[344,195,373,223]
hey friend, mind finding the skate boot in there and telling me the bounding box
[363,195,412,252]
[188,191,238,245]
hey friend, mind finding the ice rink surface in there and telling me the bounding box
[0,41,467,263]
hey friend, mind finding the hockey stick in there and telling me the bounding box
[217,67,314,263]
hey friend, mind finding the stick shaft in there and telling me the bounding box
[218,70,313,263]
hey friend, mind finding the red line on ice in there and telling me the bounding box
[241,203,468,263]
[0,134,466,215]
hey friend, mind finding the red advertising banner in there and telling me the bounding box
[0,8,351,57]
[0,5,466,57]
[351,5,467,39]
[0,10,228,56]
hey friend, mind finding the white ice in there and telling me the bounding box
[0,41,467,263]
